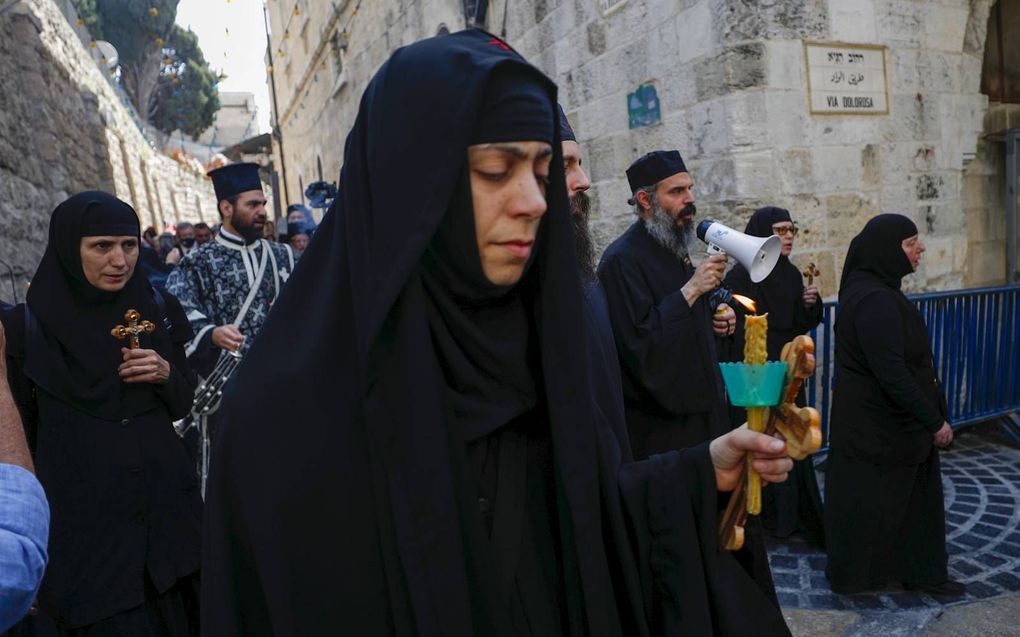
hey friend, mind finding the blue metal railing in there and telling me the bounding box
[805,285,1020,449]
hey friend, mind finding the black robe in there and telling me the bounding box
[597,220,730,459]
[826,231,949,590]
[2,300,201,633]
[202,30,789,637]
[724,259,824,545]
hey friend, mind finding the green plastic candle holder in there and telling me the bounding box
[718,361,788,407]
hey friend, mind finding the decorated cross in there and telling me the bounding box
[111,309,156,350]
[802,262,821,287]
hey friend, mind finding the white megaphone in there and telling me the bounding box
[696,220,781,283]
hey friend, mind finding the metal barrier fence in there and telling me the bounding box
[805,285,1020,449]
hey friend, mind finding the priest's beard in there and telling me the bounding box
[570,192,597,282]
[231,215,265,245]
[643,198,696,262]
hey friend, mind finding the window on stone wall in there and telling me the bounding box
[982,0,1020,103]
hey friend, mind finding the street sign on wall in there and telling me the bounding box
[804,41,889,115]
[628,83,661,129]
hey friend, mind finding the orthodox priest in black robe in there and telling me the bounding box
[825,213,963,596]
[723,207,824,547]
[597,151,734,458]
[202,29,793,636]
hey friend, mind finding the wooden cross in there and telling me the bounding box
[718,334,823,551]
[802,262,821,287]
[111,309,155,349]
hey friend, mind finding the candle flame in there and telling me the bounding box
[732,294,757,313]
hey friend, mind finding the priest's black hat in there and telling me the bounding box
[625,150,687,193]
[208,162,263,202]
[557,104,576,142]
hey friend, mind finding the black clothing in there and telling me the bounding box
[826,213,949,590]
[1,192,201,631]
[598,220,730,458]
[203,29,788,636]
[723,208,824,543]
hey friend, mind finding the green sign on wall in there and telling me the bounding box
[628,83,661,129]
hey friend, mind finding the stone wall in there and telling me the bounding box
[0,0,218,303]
[270,0,1006,295]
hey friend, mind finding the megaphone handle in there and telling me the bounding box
[706,243,726,256]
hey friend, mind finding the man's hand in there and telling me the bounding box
[119,348,171,385]
[933,421,953,448]
[682,254,726,306]
[212,325,245,352]
[803,285,819,308]
[709,426,792,492]
[713,303,736,337]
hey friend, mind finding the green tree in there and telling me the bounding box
[70,0,220,139]
[152,26,220,138]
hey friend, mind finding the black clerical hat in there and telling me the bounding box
[626,150,687,193]
[557,104,576,142]
[208,163,263,202]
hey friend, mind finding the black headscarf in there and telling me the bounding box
[11,192,190,419]
[839,213,918,294]
[419,67,553,439]
[737,206,802,330]
[205,30,626,634]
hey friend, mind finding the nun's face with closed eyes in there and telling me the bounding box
[467,141,553,286]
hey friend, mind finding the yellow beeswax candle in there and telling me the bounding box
[743,313,768,514]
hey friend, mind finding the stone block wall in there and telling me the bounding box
[0,0,218,303]
[506,0,997,296]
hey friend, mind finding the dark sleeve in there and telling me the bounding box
[5,355,38,454]
[619,446,791,636]
[855,292,944,432]
[598,255,711,415]
[154,341,196,420]
[793,290,823,333]
[153,292,197,420]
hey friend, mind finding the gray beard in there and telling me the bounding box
[643,203,693,262]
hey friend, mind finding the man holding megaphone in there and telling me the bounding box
[598,150,739,457]
[598,149,784,610]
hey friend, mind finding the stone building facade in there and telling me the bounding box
[0,0,218,302]
[268,0,1019,294]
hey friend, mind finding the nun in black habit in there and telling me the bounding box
[723,207,825,546]
[203,29,792,636]
[2,192,202,635]
[825,214,961,596]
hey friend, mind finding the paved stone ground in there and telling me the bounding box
[766,421,1020,635]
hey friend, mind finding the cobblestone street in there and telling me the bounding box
[768,421,1020,636]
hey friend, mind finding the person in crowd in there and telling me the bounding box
[157,232,175,261]
[1,192,202,635]
[202,30,793,636]
[825,213,963,597]
[723,206,824,546]
[165,222,198,266]
[138,226,174,289]
[193,222,213,246]
[287,223,309,257]
[0,323,49,633]
[286,203,316,236]
[262,220,278,242]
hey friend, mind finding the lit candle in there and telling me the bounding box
[743,312,768,515]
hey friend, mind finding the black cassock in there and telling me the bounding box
[202,30,789,637]
[826,215,950,592]
[825,274,949,590]
[597,220,730,460]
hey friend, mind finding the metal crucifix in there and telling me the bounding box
[111,309,155,350]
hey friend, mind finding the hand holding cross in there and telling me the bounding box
[111,309,155,350]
